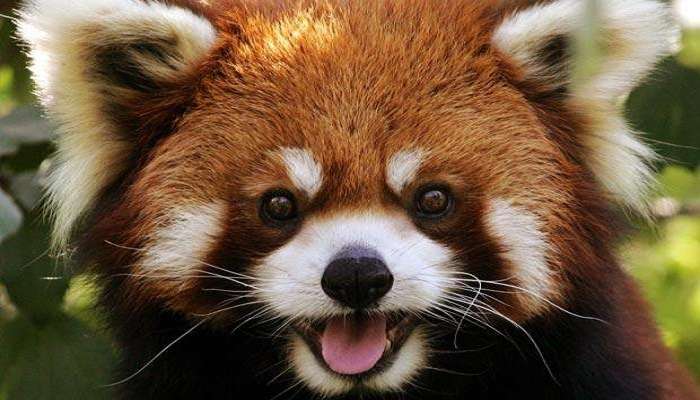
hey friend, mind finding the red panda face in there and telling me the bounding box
[19,0,677,396]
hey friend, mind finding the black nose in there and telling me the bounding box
[321,247,394,309]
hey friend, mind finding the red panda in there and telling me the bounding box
[17,0,700,398]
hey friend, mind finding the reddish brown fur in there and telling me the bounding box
[68,1,699,398]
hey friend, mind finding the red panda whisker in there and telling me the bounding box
[451,277,481,348]
[431,300,520,352]
[448,271,517,283]
[104,240,267,285]
[426,273,608,324]
[270,378,307,400]
[201,288,256,295]
[430,342,498,354]
[459,281,609,324]
[230,306,280,334]
[388,237,428,259]
[424,366,488,377]
[469,302,557,383]
[267,363,295,386]
[104,317,209,388]
[442,281,510,304]
[194,299,270,318]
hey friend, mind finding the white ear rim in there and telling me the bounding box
[493,0,679,215]
[18,0,216,250]
[494,0,679,99]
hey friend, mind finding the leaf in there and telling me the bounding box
[9,170,45,211]
[0,210,67,320]
[0,314,115,400]
[0,188,22,243]
[0,105,54,145]
[658,165,700,200]
[626,58,700,167]
[0,136,18,157]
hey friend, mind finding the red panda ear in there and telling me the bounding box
[18,0,217,250]
[493,0,679,215]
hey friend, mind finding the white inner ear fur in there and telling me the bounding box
[277,147,324,198]
[484,198,554,314]
[139,201,226,289]
[18,0,217,250]
[386,149,425,195]
[493,0,679,215]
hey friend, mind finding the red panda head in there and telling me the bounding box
[19,0,676,396]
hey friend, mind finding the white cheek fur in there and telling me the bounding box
[483,198,555,314]
[138,201,226,289]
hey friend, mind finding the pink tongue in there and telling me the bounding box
[321,315,387,375]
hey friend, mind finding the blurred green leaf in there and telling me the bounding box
[0,105,54,144]
[0,314,115,400]
[626,58,700,167]
[0,210,67,321]
[678,29,700,69]
[0,188,22,243]
[8,170,45,211]
[0,138,18,157]
[0,106,53,163]
[658,165,700,200]
[0,65,14,115]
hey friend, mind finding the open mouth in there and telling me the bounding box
[293,313,417,378]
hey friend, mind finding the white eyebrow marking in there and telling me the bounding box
[279,147,324,198]
[386,149,424,195]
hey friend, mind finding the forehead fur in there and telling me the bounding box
[23,0,673,250]
[135,0,569,208]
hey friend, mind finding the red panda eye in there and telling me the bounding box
[261,191,298,222]
[416,187,452,217]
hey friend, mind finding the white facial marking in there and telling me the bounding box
[289,335,353,397]
[278,147,324,198]
[255,212,454,320]
[139,202,226,287]
[255,211,452,395]
[387,149,424,195]
[365,328,427,392]
[484,198,553,313]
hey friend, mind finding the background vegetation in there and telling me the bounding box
[1,1,699,399]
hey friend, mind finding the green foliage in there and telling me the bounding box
[1,13,116,395]
[0,119,116,399]
[627,58,700,167]
[622,166,700,376]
